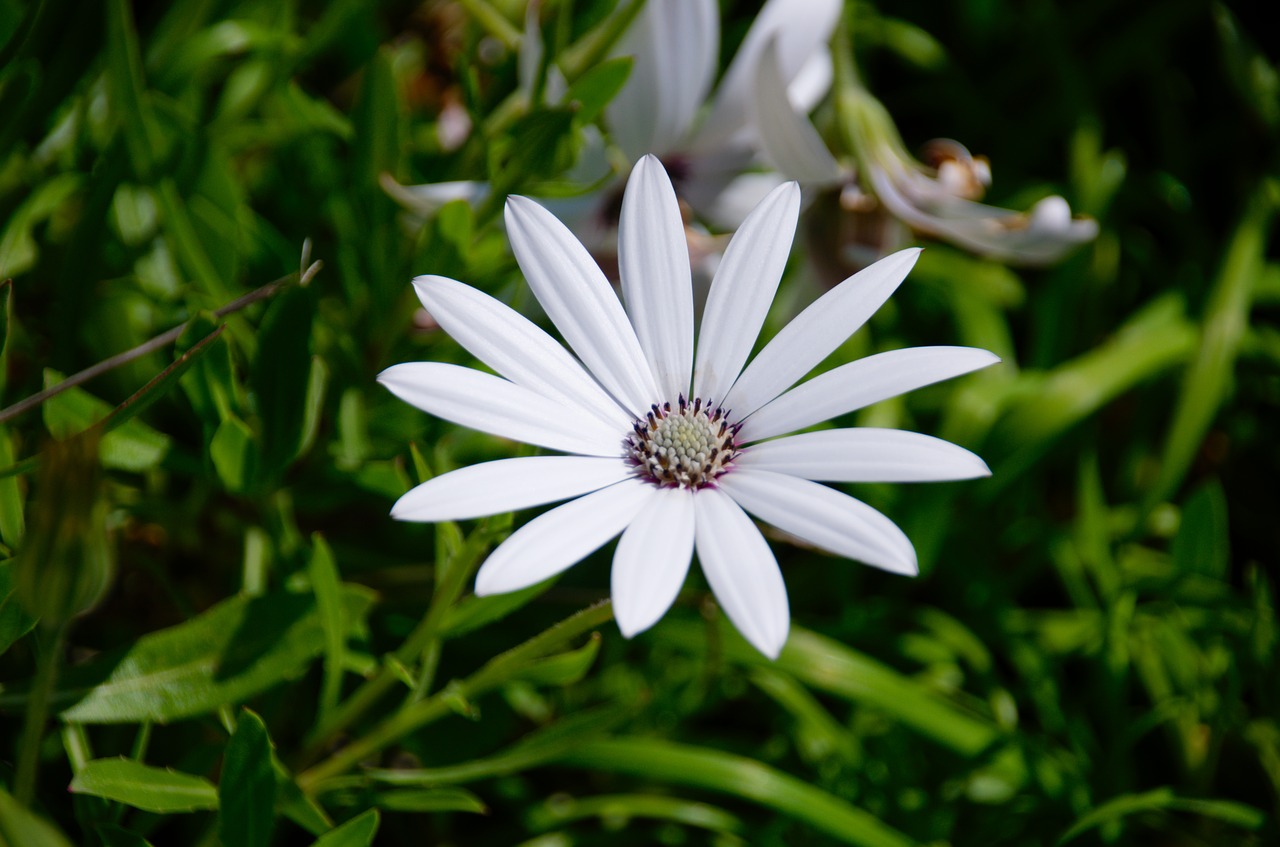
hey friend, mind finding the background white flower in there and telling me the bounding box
[380,155,999,658]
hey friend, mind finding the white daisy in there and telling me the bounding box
[379,155,999,659]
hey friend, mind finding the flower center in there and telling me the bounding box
[626,396,740,489]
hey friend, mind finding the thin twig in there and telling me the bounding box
[0,259,322,426]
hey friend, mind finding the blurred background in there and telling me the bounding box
[0,0,1276,845]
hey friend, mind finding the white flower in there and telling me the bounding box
[385,0,841,241]
[750,39,1098,266]
[379,156,998,659]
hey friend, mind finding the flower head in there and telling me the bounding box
[380,155,998,658]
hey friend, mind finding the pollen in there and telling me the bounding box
[626,396,740,489]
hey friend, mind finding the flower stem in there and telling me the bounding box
[297,600,614,792]
[13,622,68,805]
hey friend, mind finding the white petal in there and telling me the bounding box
[696,171,788,232]
[752,38,843,185]
[611,486,695,637]
[378,363,623,457]
[693,488,789,659]
[414,275,632,432]
[690,0,841,153]
[618,156,695,401]
[391,456,631,522]
[720,469,917,575]
[505,195,661,416]
[787,51,833,113]
[607,0,718,160]
[738,428,991,482]
[724,248,921,418]
[740,346,1001,442]
[475,479,655,595]
[692,181,800,402]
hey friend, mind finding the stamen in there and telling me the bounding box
[625,396,740,489]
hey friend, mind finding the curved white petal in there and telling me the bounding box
[692,181,801,403]
[720,469,917,575]
[693,487,789,659]
[690,0,841,153]
[787,51,833,113]
[414,275,632,432]
[752,39,843,185]
[737,429,991,482]
[724,248,921,418]
[868,164,1097,266]
[378,363,623,457]
[607,0,718,160]
[391,456,631,522]
[611,486,695,637]
[740,346,1001,442]
[505,195,661,415]
[618,156,695,401]
[475,479,655,595]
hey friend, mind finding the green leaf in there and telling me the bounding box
[310,810,380,847]
[218,710,278,847]
[1172,481,1230,578]
[1058,787,1266,845]
[508,632,600,686]
[0,561,37,655]
[554,739,918,847]
[104,0,167,179]
[440,577,555,637]
[373,788,486,814]
[308,535,347,720]
[41,370,170,473]
[96,326,227,439]
[0,428,24,548]
[563,56,632,125]
[95,825,155,847]
[0,175,82,278]
[526,793,743,836]
[1150,186,1276,506]
[491,107,577,195]
[249,285,315,480]
[210,414,259,492]
[0,587,374,723]
[69,758,218,814]
[0,787,74,847]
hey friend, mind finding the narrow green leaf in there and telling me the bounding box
[1058,787,1266,845]
[563,56,632,125]
[554,739,918,847]
[373,787,486,814]
[0,587,374,723]
[218,710,278,847]
[104,0,165,178]
[311,809,380,847]
[250,285,315,480]
[0,787,74,847]
[508,632,600,686]
[95,825,155,847]
[210,414,259,492]
[1172,481,1230,578]
[41,370,170,473]
[0,428,24,547]
[1150,185,1277,506]
[526,793,743,836]
[69,758,218,814]
[308,535,347,721]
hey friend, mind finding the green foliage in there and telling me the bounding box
[0,0,1275,845]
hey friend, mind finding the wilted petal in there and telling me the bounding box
[694,487,789,659]
[392,456,630,521]
[612,486,695,637]
[720,469,918,575]
[475,480,655,595]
